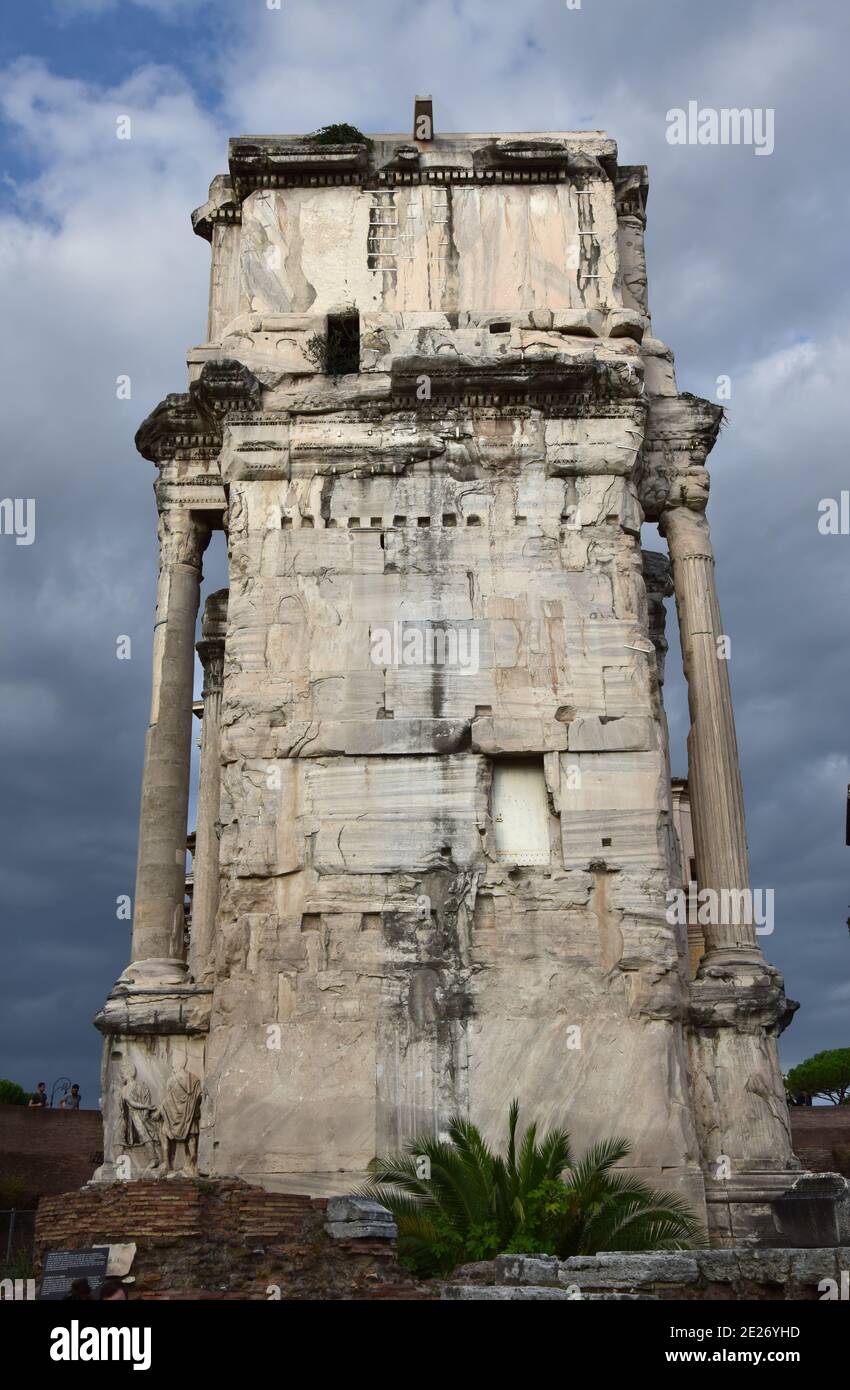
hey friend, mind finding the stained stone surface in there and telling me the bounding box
[443,1248,850,1300]
[96,121,799,1241]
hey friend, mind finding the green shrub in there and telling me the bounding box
[309,123,373,151]
[0,1079,29,1106]
[357,1101,704,1278]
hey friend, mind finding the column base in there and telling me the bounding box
[95,969,212,1037]
[704,1169,803,1246]
[117,956,190,987]
[689,951,798,1033]
[699,945,766,970]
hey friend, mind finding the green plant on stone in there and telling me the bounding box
[504,1139,704,1259]
[304,310,360,377]
[356,1100,704,1277]
[309,123,373,151]
[303,333,329,373]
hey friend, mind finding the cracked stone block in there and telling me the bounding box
[773,1173,850,1248]
[494,1253,561,1286]
[441,1284,578,1301]
[561,1253,700,1287]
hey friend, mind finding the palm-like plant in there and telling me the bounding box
[356,1102,703,1276]
[520,1135,704,1258]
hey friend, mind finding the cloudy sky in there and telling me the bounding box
[1,0,848,1108]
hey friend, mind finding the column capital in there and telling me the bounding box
[196,637,224,697]
[196,587,227,697]
[157,508,211,571]
[640,393,723,521]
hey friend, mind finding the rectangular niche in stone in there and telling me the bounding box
[491,757,550,866]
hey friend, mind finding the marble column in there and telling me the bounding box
[662,499,797,1243]
[127,509,210,983]
[189,589,227,983]
[660,503,757,959]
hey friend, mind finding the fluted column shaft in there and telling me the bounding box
[189,611,225,982]
[129,509,209,978]
[660,504,758,957]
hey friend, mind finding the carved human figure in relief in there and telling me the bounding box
[119,1061,162,1173]
[156,1068,202,1176]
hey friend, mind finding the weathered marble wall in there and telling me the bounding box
[234,180,618,319]
[196,362,703,1208]
[98,126,799,1244]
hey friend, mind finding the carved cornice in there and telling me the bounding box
[615,164,649,223]
[155,482,228,512]
[225,135,617,198]
[372,166,601,189]
[191,174,241,242]
[135,360,262,464]
[390,356,645,410]
[135,391,218,464]
[229,140,370,199]
[196,359,262,420]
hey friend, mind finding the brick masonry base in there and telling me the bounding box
[35,1179,433,1300]
[35,1178,850,1301]
[0,1104,101,1202]
[790,1107,850,1177]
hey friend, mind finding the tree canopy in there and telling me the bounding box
[0,1079,30,1106]
[785,1048,850,1105]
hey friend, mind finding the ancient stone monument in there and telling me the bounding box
[95,105,800,1243]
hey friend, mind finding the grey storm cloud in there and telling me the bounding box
[1,0,848,1104]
